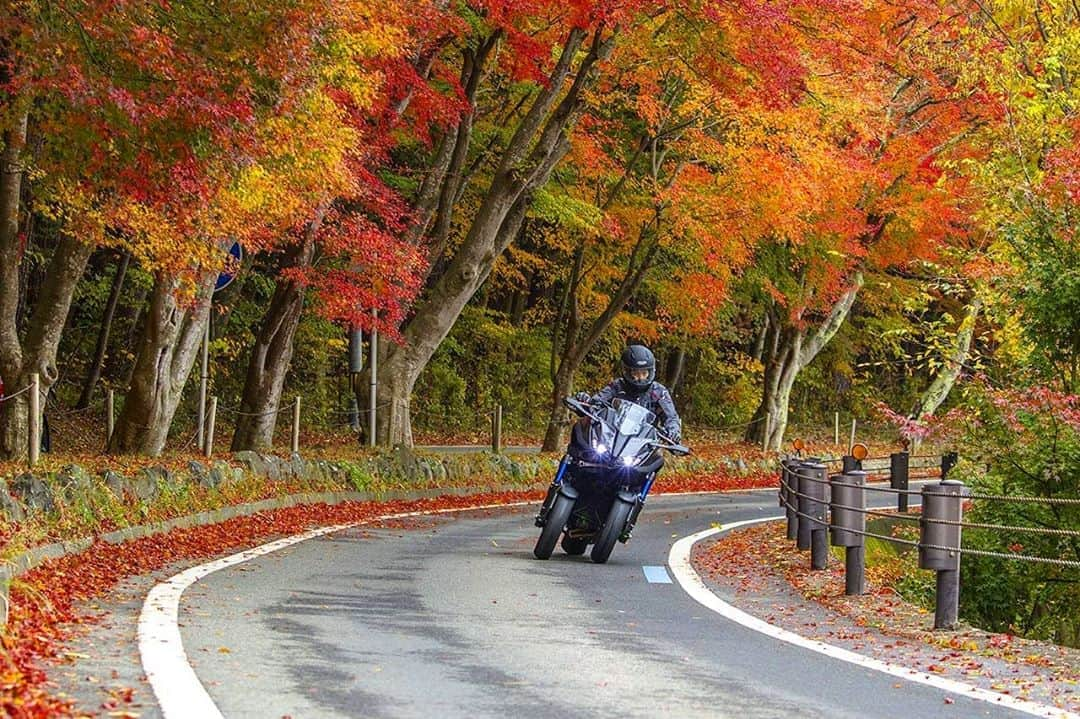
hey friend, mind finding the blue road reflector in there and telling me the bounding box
[642,565,672,584]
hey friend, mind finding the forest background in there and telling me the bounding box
[1,0,1079,642]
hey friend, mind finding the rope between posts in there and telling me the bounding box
[949,545,1080,569]
[691,415,766,432]
[967,492,1080,507]
[217,403,293,419]
[783,498,920,548]
[0,384,34,403]
[924,516,1080,538]
[829,500,922,523]
[861,482,922,497]
[780,488,1080,567]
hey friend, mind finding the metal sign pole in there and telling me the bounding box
[197,316,209,450]
[369,308,378,448]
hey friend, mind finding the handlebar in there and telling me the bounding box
[563,396,691,456]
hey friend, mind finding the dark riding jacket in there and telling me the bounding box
[590,379,682,439]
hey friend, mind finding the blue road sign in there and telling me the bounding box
[215,241,243,292]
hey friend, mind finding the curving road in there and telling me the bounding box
[154,490,1040,719]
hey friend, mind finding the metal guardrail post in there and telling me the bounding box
[941,451,958,481]
[890,451,909,512]
[841,455,862,473]
[830,469,867,595]
[795,460,812,551]
[781,458,799,541]
[800,461,828,570]
[919,479,967,629]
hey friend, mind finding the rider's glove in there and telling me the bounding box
[573,391,592,404]
[668,429,682,444]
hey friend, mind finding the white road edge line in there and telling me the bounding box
[138,499,534,719]
[137,486,774,718]
[668,517,1080,719]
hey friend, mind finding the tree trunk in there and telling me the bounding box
[539,229,661,452]
[108,272,214,455]
[231,213,323,451]
[745,273,864,450]
[541,344,585,452]
[377,27,612,447]
[78,251,130,408]
[0,229,93,458]
[666,347,686,398]
[910,297,981,420]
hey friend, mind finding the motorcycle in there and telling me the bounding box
[533,395,691,563]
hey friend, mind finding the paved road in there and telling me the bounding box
[170,489,1030,719]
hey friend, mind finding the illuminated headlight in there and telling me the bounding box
[594,442,608,454]
[622,455,640,467]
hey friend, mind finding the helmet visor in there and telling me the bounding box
[627,367,650,382]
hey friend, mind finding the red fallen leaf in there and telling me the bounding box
[944,697,954,704]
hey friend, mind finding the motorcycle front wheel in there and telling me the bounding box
[534,494,575,559]
[590,499,634,564]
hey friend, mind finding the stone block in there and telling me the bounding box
[12,473,55,514]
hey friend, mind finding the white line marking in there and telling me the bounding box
[137,487,774,717]
[138,500,533,718]
[668,517,1080,719]
[643,565,673,583]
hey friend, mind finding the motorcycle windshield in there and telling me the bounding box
[612,398,655,436]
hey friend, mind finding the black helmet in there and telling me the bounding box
[621,344,655,392]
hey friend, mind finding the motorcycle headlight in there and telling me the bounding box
[622,455,641,467]
[593,442,608,455]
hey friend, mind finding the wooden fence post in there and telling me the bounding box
[28,373,40,468]
[106,389,115,446]
[291,396,301,455]
[205,397,218,458]
[491,404,503,454]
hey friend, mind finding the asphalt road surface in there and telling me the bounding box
[157,488,1042,719]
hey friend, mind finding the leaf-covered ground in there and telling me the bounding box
[694,521,1080,714]
[1,471,775,717]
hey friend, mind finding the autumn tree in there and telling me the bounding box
[230,1,426,451]
[740,4,987,449]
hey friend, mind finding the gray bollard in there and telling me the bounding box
[919,480,967,629]
[830,470,867,595]
[799,461,828,569]
[890,451,910,512]
[841,454,862,473]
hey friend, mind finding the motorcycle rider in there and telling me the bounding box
[575,344,682,443]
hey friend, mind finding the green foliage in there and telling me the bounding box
[953,388,1080,647]
[412,307,554,436]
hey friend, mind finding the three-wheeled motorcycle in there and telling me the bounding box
[533,396,690,563]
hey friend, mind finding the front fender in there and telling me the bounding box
[616,489,639,505]
[558,483,580,501]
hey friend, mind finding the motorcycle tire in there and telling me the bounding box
[560,535,588,556]
[534,494,575,559]
[590,499,634,564]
